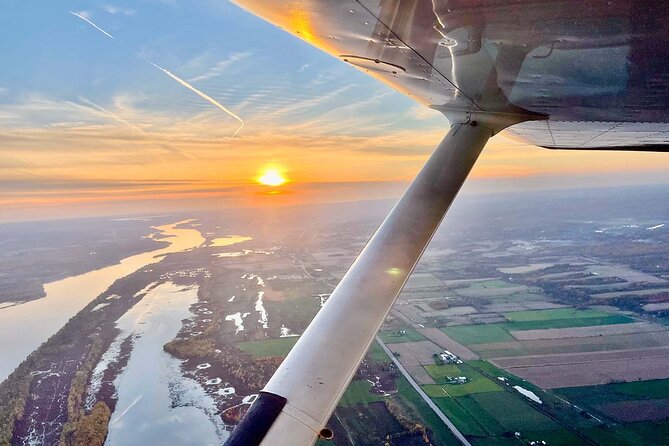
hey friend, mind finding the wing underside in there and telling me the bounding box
[234,0,669,150]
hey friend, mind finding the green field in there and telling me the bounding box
[237,336,299,357]
[503,308,613,322]
[423,364,462,380]
[366,340,391,362]
[433,397,489,437]
[612,379,669,399]
[502,314,634,331]
[432,391,567,441]
[442,324,515,345]
[339,380,383,407]
[422,363,502,397]
[378,328,426,343]
[441,309,634,346]
[557,378,669,409]
[471,392,560,431]
[583,422,669,446]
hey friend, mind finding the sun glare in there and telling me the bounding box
[257,168,287,187]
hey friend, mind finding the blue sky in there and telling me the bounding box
[1,1,439,133]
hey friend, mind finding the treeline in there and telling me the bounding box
[0,360,34,445]
[385,399,428,436]
[60,335,109,446]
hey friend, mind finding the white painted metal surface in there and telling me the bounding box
[259,122,493,445]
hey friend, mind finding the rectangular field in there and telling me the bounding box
[442,324,515,345]
[417,327,479,359]
[493,348,669,388]
[422,363,502,397]
[472,330,669,359]
[385,340,442,367]
[503,308,611,322]
[557,379,669,428]
[510,322,666,340]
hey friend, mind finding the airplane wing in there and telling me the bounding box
[224,1,669,445]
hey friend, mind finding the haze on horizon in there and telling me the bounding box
[2,1,669,222]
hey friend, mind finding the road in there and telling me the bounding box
[375,336,472,446]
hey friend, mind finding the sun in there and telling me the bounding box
[257,168,287,187]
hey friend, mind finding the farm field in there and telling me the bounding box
[238,336,299,357]
[503,308,611,321]
[471,328,669,357]
[557,379,669,444]
[510,321,666,341]
[339,380,383,407]
[491,346,669,388]
[422,363,502,397]
[441,308,636,348]
[378,328,426,343]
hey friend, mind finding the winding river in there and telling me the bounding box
[0,220,205,381]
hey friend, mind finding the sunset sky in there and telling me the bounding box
[2,1,669,222]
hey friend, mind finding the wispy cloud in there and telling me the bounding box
[188,51,253,83]
[70,11,115,39]
[103,5,136,16]
[77,96,194,159]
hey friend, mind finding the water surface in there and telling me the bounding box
[0,220,204,381]
[105,282,226,446]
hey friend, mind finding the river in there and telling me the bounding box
[104,282,227,445]
[0,220,205,381]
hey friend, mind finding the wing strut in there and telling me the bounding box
[225,115,520,446]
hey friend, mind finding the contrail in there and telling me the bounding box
[70,11,115,39]
[149,62,244,137]
[110,395,143,425]
[78,97,143,133]
[68,10,244,137]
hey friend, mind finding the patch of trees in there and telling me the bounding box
[384,399,431,444]
[164,338,282,391]
[60,402,110,446]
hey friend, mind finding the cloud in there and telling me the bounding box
[188,51,253,83]
[103,5,136,15]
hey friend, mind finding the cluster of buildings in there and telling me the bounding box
[436,349,463,365]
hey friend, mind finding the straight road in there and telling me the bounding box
[375,336,472,446]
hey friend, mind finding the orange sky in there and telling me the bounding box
[4,108,669,222]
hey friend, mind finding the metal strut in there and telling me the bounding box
[226,120,496,446]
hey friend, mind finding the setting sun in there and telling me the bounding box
[257,168,287,187]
